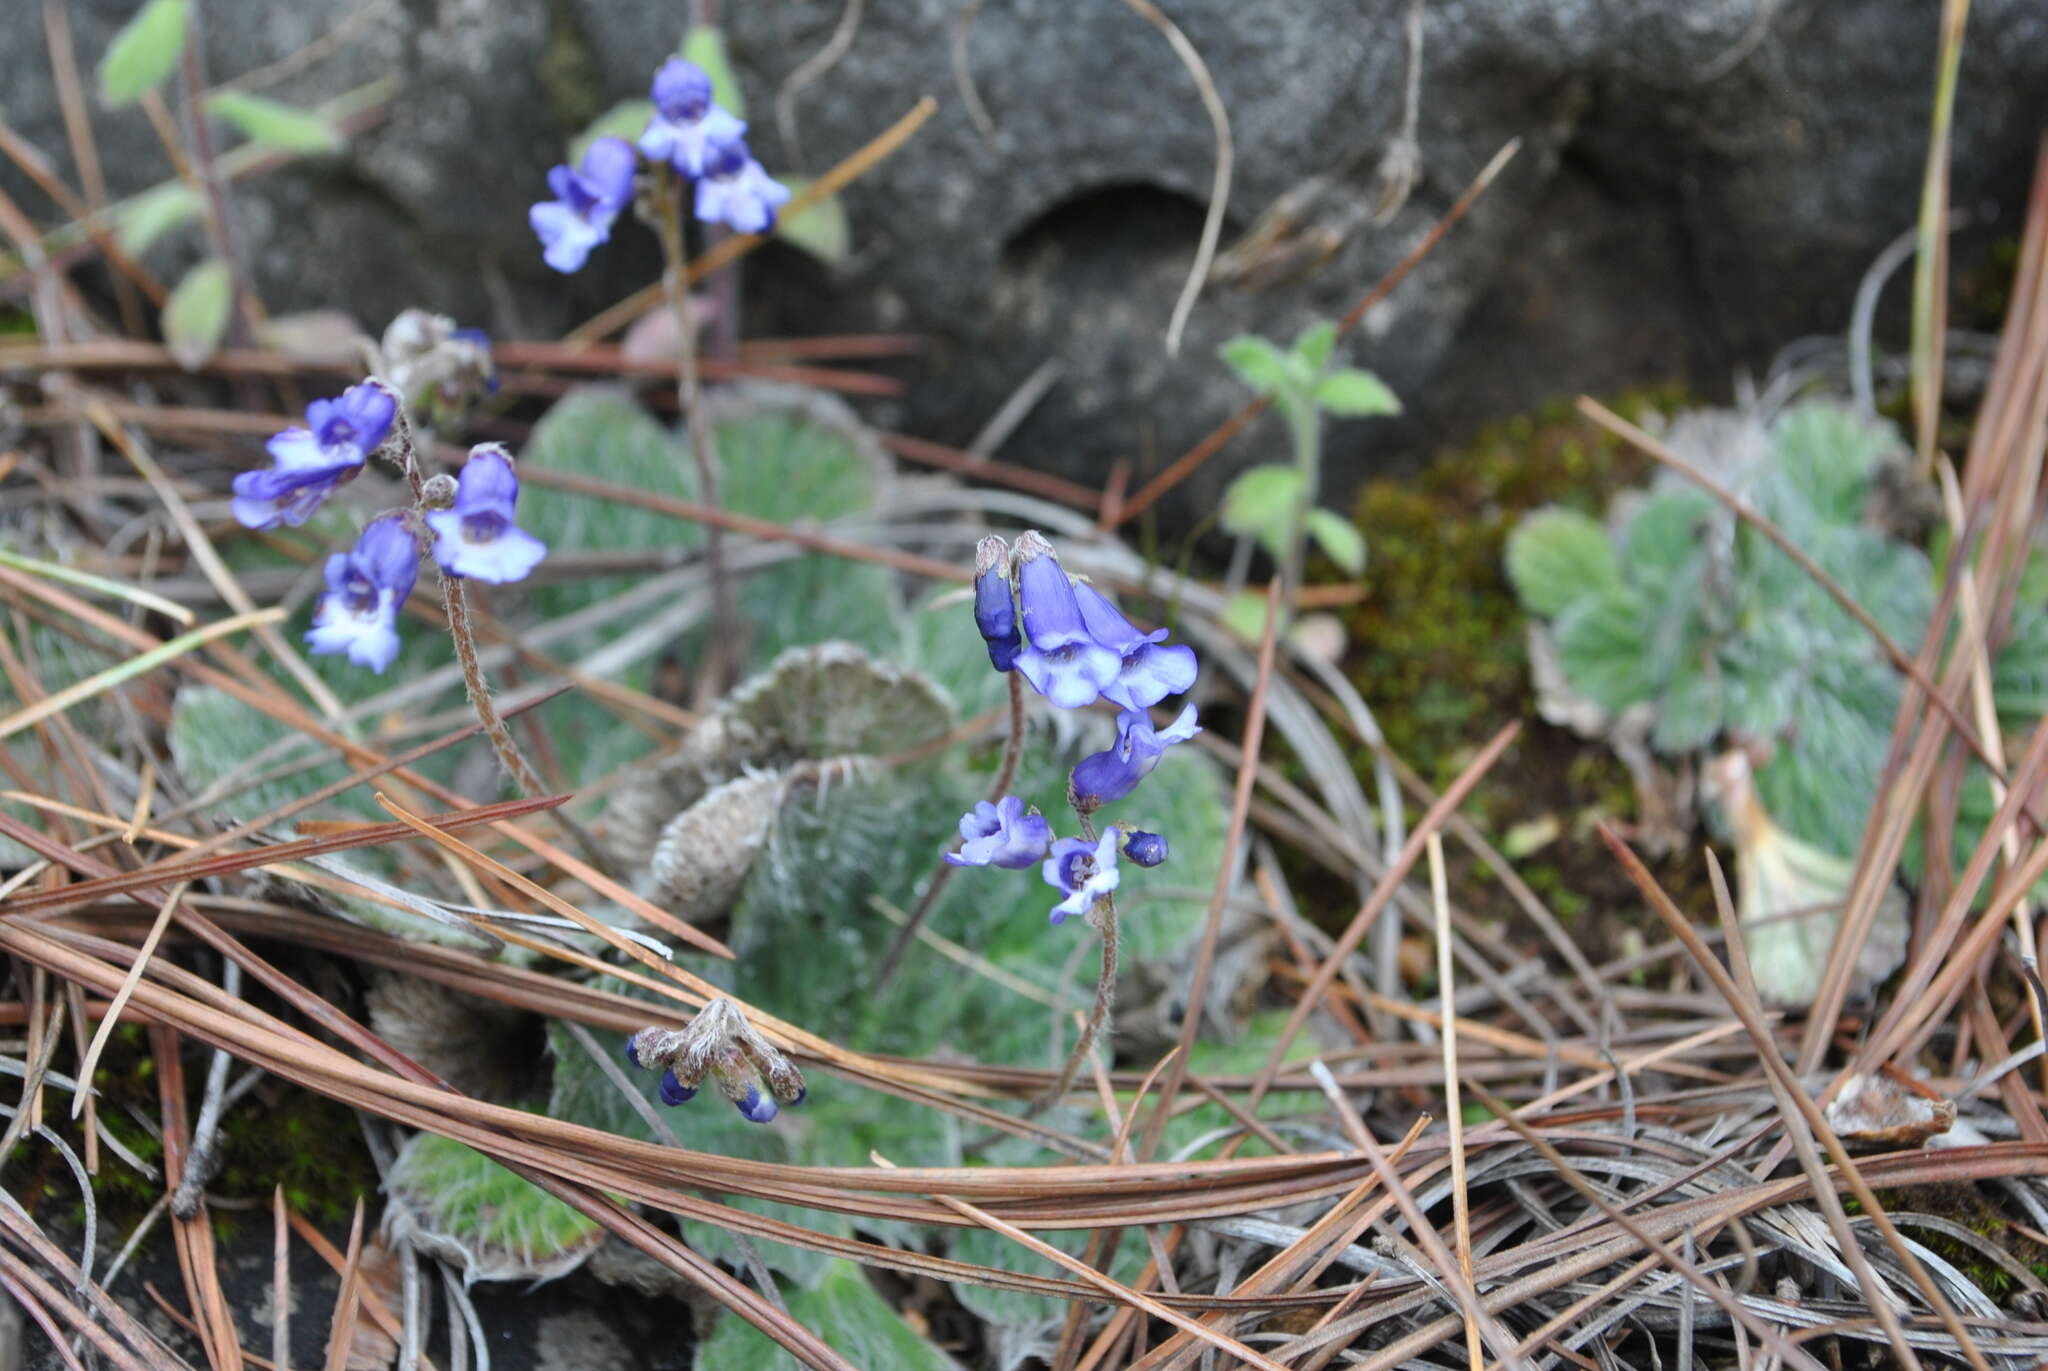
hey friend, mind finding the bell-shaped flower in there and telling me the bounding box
[1071,703,1202,807]
[529,136,638,274]
[638,58,747,177]
[944,796,1051,869]
[1011,532,1122,708]
[1071,580,1198,710]
[624,998,805,1124]
[1043,829,1123,926]
[304,515,420,673]
[1121,829,1169,868]
[974,535,1022,672]
[694,133,791,234]
[424,446,548,583]
[232,383,395,530]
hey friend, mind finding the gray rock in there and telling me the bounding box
[9,1,2048,521]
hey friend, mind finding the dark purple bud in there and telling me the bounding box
[734,1084,779,1123]
[974,536,1021,672]
[659,1069,696,1106]
[624,1035,645,1069]
[1123,830,1169,867]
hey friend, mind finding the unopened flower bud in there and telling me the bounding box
[622,998,806,1124]
[420,473,458,509]
[1122,829,1169,867]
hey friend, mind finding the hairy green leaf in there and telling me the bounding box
[384,1133,603,1284]
[697,1261,959,1371]
[1305,508,1366,575]
[99,0,187,106]
[205,91,343,153]
[774,177,850,266]
[162,258,232,371]
[115,183,201,256]
[1219,463,1304,560]
[1292,320,1338,371]
[1312,367,1401,417]
[683,26,745,119]
[1552,589,1656,713]
[1505,507,1619,617]
[571,98,653,165]
[1218,336,1290,396]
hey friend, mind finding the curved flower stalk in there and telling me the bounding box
[625,998,806,1124]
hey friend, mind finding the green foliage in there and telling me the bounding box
[1216,320,1390,595]
[682,26,746,118]
[384,1133,603,1283]
[696,1261,959,1371]
[205,91,343,153]
[1505,508,1619,616]
[773,177,850,266]
[162,258,232,371]
[98,0,186,106]
[1313,368,1401,417]
[1305,508,1366,575]
[571,99,654,164]
[1218,336,1293,396]
[1219,464,1305,560]
[1507,402,1930,855]
[115,183,201,256]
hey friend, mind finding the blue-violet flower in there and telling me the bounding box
[1122,829,1169,868]
[1071,703,1203,807]
[231,383,395,530]
[944,796,1052,869]
[1043,829,1123,926]
[529,136,638,273]
[694,133,791,234]
[638,58,747,177]
[304,515,419,674]
[974,535,1022,672]
[1011,531,1122,709]
[1071,580,1198,711]
[424,446,548,583]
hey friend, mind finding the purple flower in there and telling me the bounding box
[231,383,395,530]
[1043,829,1123,926]
[638,58,748,177]
[734,1082,779,1124]
[304,515,419,673]
[1071,580,1198,711]
[1011,533,1122,709]
[974,535,1021,672]
[529,136,638,274]
[424,446,548,583]
[1122,830,1169,868]
[694,134,791,234]
[1071,703,1203,807]
[944,796,1051,869]
[658,1069,696,1105]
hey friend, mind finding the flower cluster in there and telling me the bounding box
[530,58,791,274]
[624,998,806,1124]
[235,376,550,674]
[952,531,1197,924]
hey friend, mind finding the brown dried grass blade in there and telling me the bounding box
[319,1199,366,1371]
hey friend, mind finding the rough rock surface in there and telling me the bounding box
[10,1,2048,519]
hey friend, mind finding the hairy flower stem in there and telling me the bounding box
[1032,780,1117,1109]
[1040,892,1118,1110]
[872,671,1026,989]
[381,387,545,798]
[654,168,740,703]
